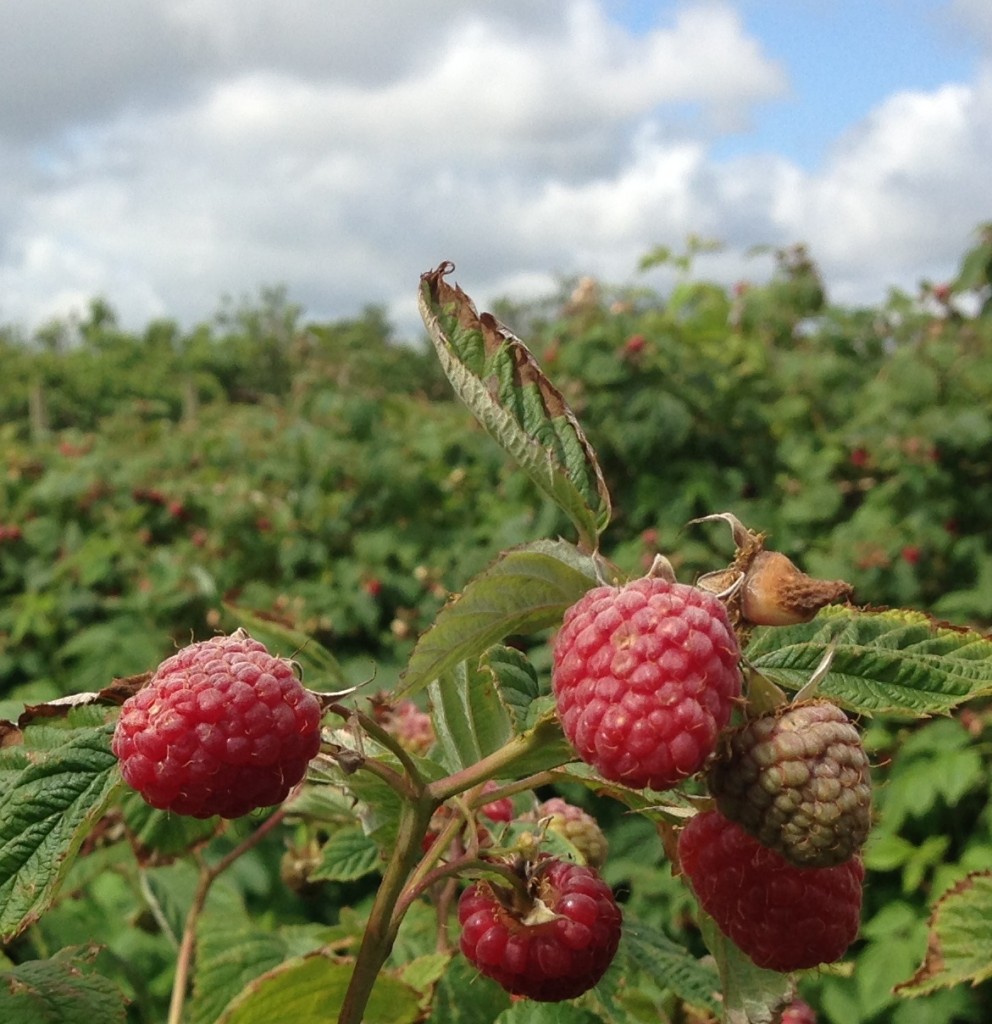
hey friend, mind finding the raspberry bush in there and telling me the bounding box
[1,257,991,1024]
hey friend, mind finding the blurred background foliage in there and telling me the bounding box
[2,226,991,1023]
[2,230,992,700]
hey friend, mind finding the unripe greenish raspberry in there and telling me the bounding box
[707,699,871,868]
[536,798,609,869]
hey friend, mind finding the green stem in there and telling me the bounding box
[326,702,427,790]
[337,795,437,1024]
[429,723,569,803]
[394,854,525,922]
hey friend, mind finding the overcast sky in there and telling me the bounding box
[1,0,990,339]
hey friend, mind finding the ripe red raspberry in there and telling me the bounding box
[112,631,322,818]
[552,577,741,790]
[678,810,863,972]
[536,798,609,869]
[479,780,514,824]
[458,858,622,1001]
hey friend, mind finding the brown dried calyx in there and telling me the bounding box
[695,513,853,628]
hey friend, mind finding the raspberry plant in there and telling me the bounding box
[1,263,992,1023]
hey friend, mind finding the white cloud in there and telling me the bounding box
[0,0,988,337]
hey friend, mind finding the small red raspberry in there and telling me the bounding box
[112,631,322,818]
[552,577,741,790]
[780,999,817,1024]
[536,798,609,869]
[479,780,514,824]
[678,810,863,972]
[422,781,513,856]
[373,696,435,755]
[458,858,622,1001]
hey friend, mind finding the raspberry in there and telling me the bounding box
[780,999,817,1024]
[707,700,871,868]
[372,696,435,755]
[552,577,742,790]
[479,780,514,824]
[112,631,322,818]
[458,858,622,1001]
[536,798,609,869]
[678,810,863,972]
[423,781,513,855]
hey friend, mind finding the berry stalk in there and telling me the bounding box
[338,795,438,1024]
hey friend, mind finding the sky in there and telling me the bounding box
[1,0,990,340]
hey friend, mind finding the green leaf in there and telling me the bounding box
[190,902,345,1024]
[214,951,421,1024]
[897,871,992,995]
[495,1003,602,1023]
[419,265,611,549]
[0,945,127,1024]
[340,747,445,854]
[621,918,721,1014]
[0,719,122,942]
[428,658,515,773]
[746,606,992,716]
[483,645,546,730]
[310,826,382,882]
[398,540,599,698]
[698,915,795,1024]
[427,955,512,1024]
[120,791,220,859]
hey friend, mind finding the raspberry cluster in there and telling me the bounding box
[458,858,621,1001]
[112,631,322,818]
[552,577,742,790]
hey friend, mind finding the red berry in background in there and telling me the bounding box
[422,780,512,855]
[375,697,434,755]
[640,528,659,548]
[112,630,322,818]
[780,998,818,1024]
[622,334,646,358]
[901,545,921,565]
[552,577,741,790]
[458,858,622,1001]
[678,810,863,972]
[479,780,514,823]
